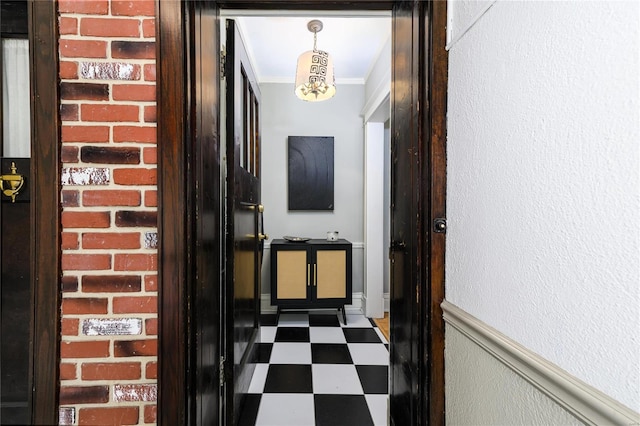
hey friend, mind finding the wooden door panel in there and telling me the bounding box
[225,18,263,425]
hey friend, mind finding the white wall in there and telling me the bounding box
[446,0,640,417]
[260,83,365,294]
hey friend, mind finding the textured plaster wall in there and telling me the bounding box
[259,83,365,294]
[446,326,583,426]
[446,0,640,413]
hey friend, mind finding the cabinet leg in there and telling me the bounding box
[276,307,281,325]
[341,306,347,325]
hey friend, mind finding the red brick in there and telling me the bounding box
[61,341,110,358]
[62,254,111,271]
[61,385,109,405]
[62,125,109,143]
[81,104,139,122]
[83,190,141,207]
[143,105,156,123]
[112,1,155,17]
[113,126,156,143]
[59,0,109,14]
[144,275,157,291]
[62,275,79,292]
[114,339,157,357]
[78,407,139,426]
[142,147,157,165]
[82,275,141,292]
[144,405,157,423]
[142,18,155,38]
[62,232,79,250]
[62,318,80,336]
[114,254,157,271]
[59,17,78,35]
[60,40,107,59]
[83,232,141,249]
[62,297,109,314]
[144,190,157,207]
[60,363,77,380]
[145,318,157,335]
[144,64,156,81]
[60,61,78,79]
[145,361,157,379]
[62,190,80,207]
[61,146,79,163]
[113,168,156,185]
[82,362,141,380]
[61,82,109,101]
[112,41,155,59]
[61,104,79,121]
[62,211,110,228]
[113,296,157,314]
[113,84,156,101]
[80,18,140,37]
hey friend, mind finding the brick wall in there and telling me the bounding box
[58,1,158,424]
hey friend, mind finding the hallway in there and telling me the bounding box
[238,312,389,425]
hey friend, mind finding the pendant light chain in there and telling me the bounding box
[313,30,318,52]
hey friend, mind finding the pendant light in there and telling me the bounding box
[294,20,336,102]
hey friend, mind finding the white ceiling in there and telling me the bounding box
[230,15,391,84]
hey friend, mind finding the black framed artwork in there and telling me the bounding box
[287,136,334,211]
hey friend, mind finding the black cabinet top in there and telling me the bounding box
[271,238,351,246]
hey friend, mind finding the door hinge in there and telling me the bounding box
[220,49,227,79]
[219,356,226,386]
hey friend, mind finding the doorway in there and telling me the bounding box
[157,1,447,425]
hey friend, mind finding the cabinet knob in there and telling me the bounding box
[258,233,269,241]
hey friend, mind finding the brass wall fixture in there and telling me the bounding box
[0,162,25,202]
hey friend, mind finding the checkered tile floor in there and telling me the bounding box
[237,311,389,426]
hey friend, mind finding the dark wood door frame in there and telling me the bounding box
[30,1,61,423]
[6,1,63,424]
[156,1,447,424]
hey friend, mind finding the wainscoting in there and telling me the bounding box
[442,301,640,425]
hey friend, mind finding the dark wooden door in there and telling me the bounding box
[223,18,263,426]
[1,3,31,423]
[389,1,427,425]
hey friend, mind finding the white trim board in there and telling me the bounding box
[441,301,640,425]
[261,292,364,315]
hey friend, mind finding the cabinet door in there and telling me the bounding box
[315,249,347,299]
[275,250,308,299]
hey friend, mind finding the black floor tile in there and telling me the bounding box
[311,343,353,364]
[260,314,278,326]
[263,364,313,393]
[274,327,310,342]
[314,394,374,426]
[236,393,261,426]
[309,313,341,327]
[343,328,382,343]
[356,365,389,394]
[252,343,273,363]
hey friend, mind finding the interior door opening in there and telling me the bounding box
[220,10,392,425]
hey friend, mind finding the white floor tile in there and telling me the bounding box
[348,343,389,365]
[342,314,374,328]
[366,394,389,426]
[269,342,312,364]
[248,363,269,393]
[312,364,364,395]
[260,326,277,343]
[255,394,315,426]
[374,327,389,344]
[278,313,310,327]
[309,327,347,343]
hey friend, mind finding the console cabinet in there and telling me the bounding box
[270,239,352,323]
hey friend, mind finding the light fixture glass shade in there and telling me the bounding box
[294,49,336,102]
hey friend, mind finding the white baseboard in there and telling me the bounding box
[384,292,390,312]
[261,292,364,315]
[441,300,640,426]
